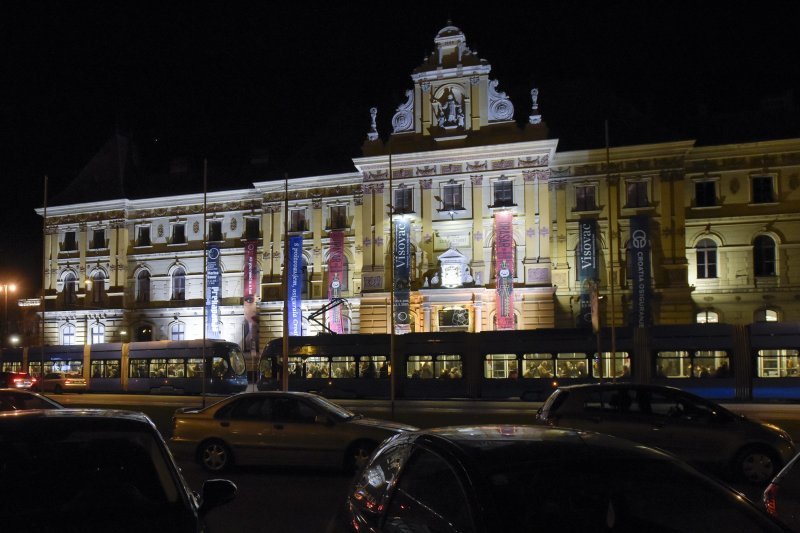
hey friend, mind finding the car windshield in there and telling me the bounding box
[478,449,778,532]
[305,395,357,419]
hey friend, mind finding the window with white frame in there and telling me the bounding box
[245,217,260,240]
[208,220,223,242]
[91,271,106,305]
[752,176,775,204]
[63,272,78,306]
[696,310,719,324]
[755,309,779,323]
[172,267,186,300]
[492,177,514,207]
[136,226,151,246]
[136,270,150,303]
[62,231,77,251]
[625,180,649,208]
[62,324,76,345]
[290,208,307,232]
[695,239,717,279]
[91,228,106,249]
[394,186,413,214]
[754,235,776,276]
[91,323,105,344]
[171,223,186,244]
[171,322,185,340]
[330,205,347,229]
[575,184,597,211]
[442,180,464,211]
[694,180,717,207]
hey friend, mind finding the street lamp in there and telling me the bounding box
[0,283,16,347]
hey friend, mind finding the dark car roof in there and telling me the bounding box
[0,408,156,428]
[555,382,689,393]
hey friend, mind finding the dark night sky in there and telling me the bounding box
[2,1,800,298]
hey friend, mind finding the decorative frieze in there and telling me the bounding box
[441,164,462,174]
[466,161,487,171]
[492,159,514,170]
[364,170,388,181]
[522,169,551,182]
[393,168,413,179]
[363,183,385,193]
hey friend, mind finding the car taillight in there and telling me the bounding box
[65,380,72,384]
[763,483,779,516]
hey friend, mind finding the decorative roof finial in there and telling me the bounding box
[367,107,379,141]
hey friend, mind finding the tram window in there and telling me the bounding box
[28,362,42,378]
[259,357,274,379]
[289,357,305,379]
[91,360,120,378]
[407,355,434,379]
[51,360,82,376]
[2,362,22,372]
[212,357,229,379]
[694,350,729,378]
[130,360,148,378]
[656,351,691,378]
[359,356,388,379]
[757,349,800,378]
[592,352,630,379]
[484,354,518,379]
[556,353,587,378]
[149,359,168,378]
[187,358,204,378]
[167,358,185,378]
[435,355,462,379]
[522,353,553,378]
[331,356,356,378]
[306,356,330,378]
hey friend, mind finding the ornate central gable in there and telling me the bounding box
[364,23,548,156]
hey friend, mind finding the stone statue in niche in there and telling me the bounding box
[433,87,465,129]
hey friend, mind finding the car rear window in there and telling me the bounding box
[541,390,569,418]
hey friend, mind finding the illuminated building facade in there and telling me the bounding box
[36,25,800,356]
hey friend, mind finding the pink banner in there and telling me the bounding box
[495,212,515,330]
[328,230,344,333]
[243,241,259,351]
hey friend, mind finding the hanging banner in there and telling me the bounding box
[394,218,411,334]
[327,230,344,333]
[287,235,304,336]
[577,218,598,329]
[630,215,652,327]
[494,211,515,330]
[205,245,222,339]
[243,240,259,351]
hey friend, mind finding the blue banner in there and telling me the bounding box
[630,215,651,327]
[205,245,222,338]
[287,235,304,336]
[394,218,411,334]
[577,219,598,329]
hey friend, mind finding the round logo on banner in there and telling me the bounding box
[208,248,220,260]
[632,229,647,249]
[397,311,408,322]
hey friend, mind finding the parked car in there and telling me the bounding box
[0,371,34,389]
[329,425,790,533]
[764,451,800,531]
[170,391,417,473]
[34,371,88,393]
[0,409,237,532]
[536,383,795,484]
[0,388,63,410]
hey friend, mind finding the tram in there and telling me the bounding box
[256,322,800,401]
[0,339,248,395]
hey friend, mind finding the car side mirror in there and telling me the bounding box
[199,479,237,515]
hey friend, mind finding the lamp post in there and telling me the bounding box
[1,283,16,347]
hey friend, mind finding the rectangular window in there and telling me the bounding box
[171,223,186,244]
[290,209,306,232]
[752,176,775,203]
[394,187,413,214]
[149,358,168,378]
[592,352,631,378]
[136,226,151,247]
[575,185,597,211]
[92,229,106,249]
[330,205,347,229]
[625,181,649,208]
[492,179,514,207]
[442,182,464,211]
[245,217,260,240]
[63,231,77,251]
[208,220,223,241]
[757,349,800,378]
[694,181,716,207]
[483,353,518,379]
[522,353,553,378]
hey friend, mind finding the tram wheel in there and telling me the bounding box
[199,439,232,473]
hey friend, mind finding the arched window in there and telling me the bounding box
[755,308,780,322]
[91,323,105,344]
[754,235,776,277]
[696,310,719,324]
[62,323,76,345]
[91,271,106,305]
[136,270,151,303]
[171,322,185,341]
[63,272,78,306]
[172,267,186,300]
[696,239,717,279]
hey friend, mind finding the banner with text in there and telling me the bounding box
[287,236,304,336]
[577,218,598,329]
[205,245,222,339]
[327,230,344,333]
[494,211,515,330]
[243,240,259,352]
[630,215,652,327]
[393,218,411,334]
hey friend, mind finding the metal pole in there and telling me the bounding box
[41,176,47,382]
[282,175,290,392]
[606,120,617,378]
[388,150,396,419]
[202,159,207,407]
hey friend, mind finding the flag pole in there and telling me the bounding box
[202,158,208,407]
[40,176,47,383]
[606,120,617,380]
[388,149,396,419]
[282,174,290,392]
